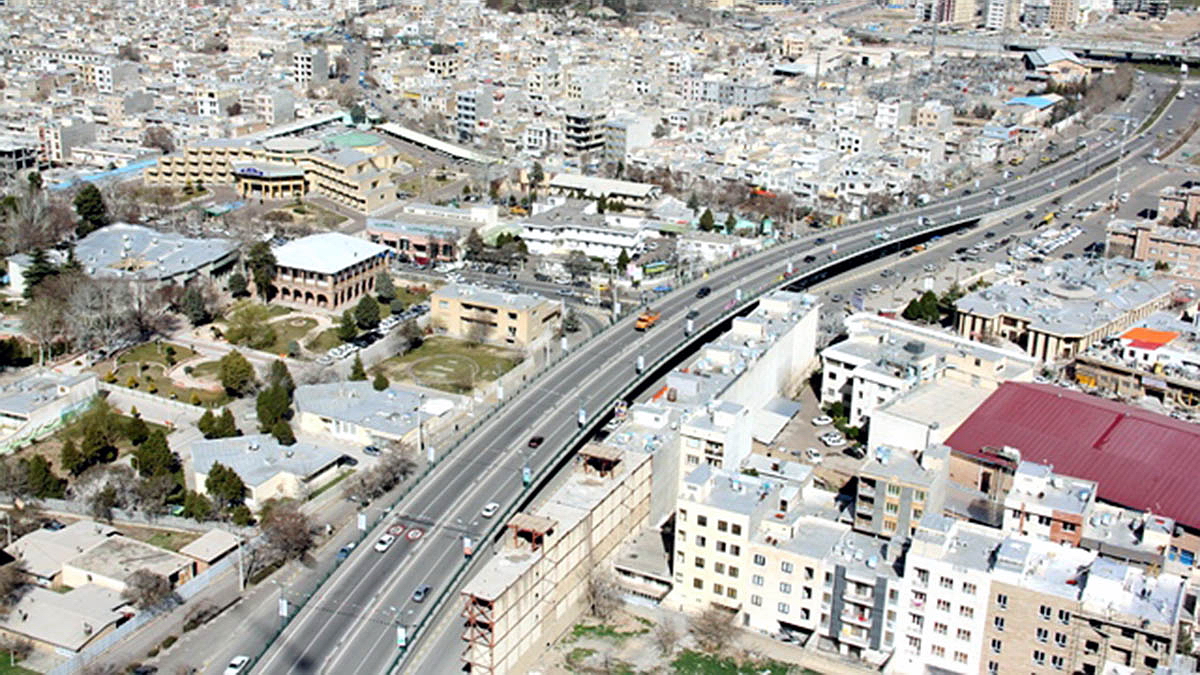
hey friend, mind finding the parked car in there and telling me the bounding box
[336,542,357,561]
[811,415,833,426]
[374,534,396,552]
[364,445,382,457]
[805,448,823,464]
[821,432,847,448]
[845,446,866,460]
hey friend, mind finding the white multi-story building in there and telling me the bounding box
[874,99,913,132]
[520,198,648,263]
[293,49,329,89]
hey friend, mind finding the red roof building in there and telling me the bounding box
[944,381,1200,529]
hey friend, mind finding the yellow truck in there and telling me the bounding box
[634,310,662,331]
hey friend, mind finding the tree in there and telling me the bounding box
[530,161,545,186]
[270,419,296,446]
[125,413,149,446]
[267,359,295,398]
[134,430,177,477]
[464,229,485,260]
[0,561,27,616]
[372,371,389,391]
[73,183,109,237]
[181,286,211,325]
[400,319,423,351]
[24,455,64,498]
[690,605,736,652]
[60,438,86,477]
[218,350,255,396]
[261,500,312,561]
[337,310,358,341]
[355,295,381,330]
[349,104,366,125]
[698,208,715,232]
[23,295,65,365]
[585,572,622,621]
[117,43,141,62]
[228,272,249,298]
[349,353,367,381]
[214,408,240,438]
[244,242,276,301]
[616,248,630,270]
[375,272,396,303]
[133,474,177,517]
[256,384,291,431]
[122,570,176,610]
[142,126,175,154]
[21,248,57,299]
[226,101,242,117]
[724,212,737,231]
[27,171,42,192]
[89,484,119,523]
[79,398,121,467]
[204,462,246,512]
[564,250,593,280]
[182,490,213,521]
[563,311,580,333]
[902,290,941,324]
[197,409,216,438]
[223,305,277,351]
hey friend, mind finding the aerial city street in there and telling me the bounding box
[0,0,1198,674]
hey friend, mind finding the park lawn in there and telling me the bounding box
[670,650,810,675]
[265,316,319,356]
[116,341,198,367]
[222,300,292,322]
[374,337,521,394]
[394,285,432,308]
[190,360,221,380]
[110,362,229,407]
[306,327,343,353]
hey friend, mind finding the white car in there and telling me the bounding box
[805,448,823,464]
[821,433,847,448]
[481,502,500,518]
[374,533,396,552]
[811,415,833,426]
[224,656,250,675]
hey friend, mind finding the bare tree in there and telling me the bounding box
[0,188,75,254]
[0,560,27,617]
[653,619,681,656]
[585,571,623,621]
[690,605,736,653]
[122,569,177,610]
[68,279,134,352]
[261,499,313,561]
[22,296,66,365]
[143,125,175,154]
[345,448,416,500]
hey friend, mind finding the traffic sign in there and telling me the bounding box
[406,528,424,541]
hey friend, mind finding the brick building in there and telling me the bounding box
[270,233,390,312]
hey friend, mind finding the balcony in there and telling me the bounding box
[844,590,874,605]
[841,610,873,628]
[858,482,876,498]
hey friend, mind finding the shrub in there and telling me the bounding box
[161,635,178,650]
[125,376,138,388]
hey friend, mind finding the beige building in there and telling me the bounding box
[461,444,652,675]
[61,536,195,592]
[271,233,390,312]
[1107,219,1200,282]
[431,283,560,349]
[1049,0,1078,30]
[190,434,344,508]
[145,129,411,214]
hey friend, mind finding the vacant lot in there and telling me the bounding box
[374,337,521,394]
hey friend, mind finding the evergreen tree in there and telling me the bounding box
[218,350,255,396]
[227,272,249,297]
[60,438,85,477]
[256,384,290,431]
[375,272,396,303]
[198,409,216,438]
[205,462,246,511]
[126,413,149,446]
[27,171,42,192]
[698,208,715,232]
[73,183,110,237]
[181,286,210,325]
[724,213,737,231]
[464,229,485,260]
[244,242,276,301]
[270,419,296,446]
[267,359,295,398]
[182,490,213,521]
[349,353,367,381]
[22,249,58,299]
[214,408,240,438]
[372,371,389,391]
[134,430,176,477]
[617,249,630,270]
[25,455,64,498]
[337,310,358,341]
[354,296,380,330]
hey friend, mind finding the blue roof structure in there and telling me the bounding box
[1005,95,1057,110]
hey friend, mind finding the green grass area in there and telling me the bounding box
[144,530,200,552]
[374,337,521,394]
[307,470,351,501]
[565,647,595,668]
[190,360,221,380]
[0,656,38,675]
[284,200,346,229]
[564,622,650,644]
[116,341,198,367]
[107,362,229,407]
[394,285,432,308]
[223,300,292,321]
[305,327,344,353]
[266,316,318,356]
[669,650,808,675]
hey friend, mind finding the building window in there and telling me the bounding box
[753,554,766,566]
[695,557,705,569]
[727,587,737,599]
[940,576,954,589]
[914,490,927,502]
[887,484,902,496]
[714,562,725,575]
[1033,650,1046,666]
[960,606,974,619]
[678,509,687,522]
[957,629,971,642]
[716,541,726,553]
[778,602,790,615]
[730,544,740,556]
[697,515,707,526]
[1051,655,1065,670]
[780,582,792,594]
[717,520,728,532]
[696,535,706,547]
[1037,628,1049,643]
[752,575,764,587]
[781,561,794,574]
[1039,605,1051,620]
[936,599,951,612]
[1058,609,1071,625]
[1055,632,1067,648]
[963,583,977,595]
[910,614,924,629]
[954,652,968,665]
[731,524,742,535]
[907,636,922,651]
[991,638,1002,654]
[988,661,999,674]
[728,566,739,578]
[931,645,945,658]
[934,622,947,635]
[994,616,1005,632]
[713,583,723,595]
[996,593,1008,609]
[751,594,762,607]
[693,578,703,589]
[1061,522,1077,532]
[886,502,900,514]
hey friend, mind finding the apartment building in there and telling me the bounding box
[820,313,1036,427]
[1000,461,1096,547]
[1106,219,1200,282]
[985,0,1020,30]
[853,445,949,540]
[1049,0,1078,30]
[602,115,653,165]
[562,100,608,157]
[270,233,390,312]
[874,99,913,132]
[194,83,239,118]
[1156,185,1200,224]
[293,49,329,89]
[456,87,494,141]
[365,219,461,264]
[915,100,952,132]
[427,52,460,79]
[430,283,560,349]
[39,118,96,164]
[954,258,1175,361]
[1072,310,1200,406]
[520,198,649,263]
[461,443,652,675]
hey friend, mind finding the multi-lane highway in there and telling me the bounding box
[245,77,1187,675]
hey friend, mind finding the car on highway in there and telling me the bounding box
[869,284,882,294]
[813,237,826,245]
[224,656,250,675]
[374,534,396,552]
[686,309,700,320]
[364,445,382,457]
[803,254,816,263]
[412,584,431,603]
[811,415,833,426]
[336,542,357,561]
[805,448,823,464]
[481,502,500,518]
[696,286,712,298]
[922,263,937,273]
[880,269,895,278]
[528,435,545,448]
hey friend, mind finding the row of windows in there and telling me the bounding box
[679,531,742,557]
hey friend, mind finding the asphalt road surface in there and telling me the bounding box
[245,77,1189,675]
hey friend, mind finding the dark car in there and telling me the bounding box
[573,280,590,288]
[985,231,996,238]
[528,436,545,448]
[814,237,826,245]
[364,445,382,457]
[534,273,551,282]
[686,309,700,320]
[336,542,357,561]
[696,286,711,298]
[844,446,866,460]
[413,584,432,603]
[803,255,816,263]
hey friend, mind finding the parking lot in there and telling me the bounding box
[755,383,864,490]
